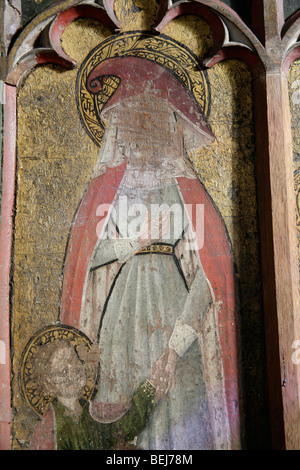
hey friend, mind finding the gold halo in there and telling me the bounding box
[19,325,96,417]
[76,31,211,147]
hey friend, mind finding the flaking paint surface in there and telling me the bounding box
[11,14,265,449]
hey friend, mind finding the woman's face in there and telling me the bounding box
[114,95,180,166]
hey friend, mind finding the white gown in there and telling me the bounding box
[78,95,231,450]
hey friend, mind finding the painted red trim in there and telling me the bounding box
[177,176,240,450]
[60,163,240,448]
[6,49,74,87]
[0,85,16,450]
[156,1,225,56]
[60,163,127,327]
[86,57,214,138]
[35,50,74,68]
[204,45,265,79]
[49,4,117,65]
[282,44,300,76]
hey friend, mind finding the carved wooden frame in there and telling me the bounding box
[1,0,299,450]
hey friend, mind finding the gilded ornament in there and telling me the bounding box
[20,325,96,417]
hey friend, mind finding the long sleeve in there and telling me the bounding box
[111,380,156,443]
[169,265,213,357]
[90,238,141,270]
[81,381,156,449]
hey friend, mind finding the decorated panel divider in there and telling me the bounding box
[0,0,299,451]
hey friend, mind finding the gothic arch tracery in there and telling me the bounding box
[1,0,300,451]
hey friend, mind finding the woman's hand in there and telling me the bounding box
[149,348,178,400]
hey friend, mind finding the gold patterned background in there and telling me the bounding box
[288,60,300,264]
[11,12,266,448]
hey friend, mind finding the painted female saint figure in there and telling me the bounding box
[60,55,240,450]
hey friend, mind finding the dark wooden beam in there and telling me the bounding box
[252,0,300,450]
[253,71,300,449]
[199,0,300,450]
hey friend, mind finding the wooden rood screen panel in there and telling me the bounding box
[0,0,299,450]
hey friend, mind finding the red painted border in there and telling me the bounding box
[49,5,117,66]
[60,164,241,449]
[282,45,300,76]
[178,176,240,449]
[0,85,16,450]
[6,49,74,87]
[156,1,225,56]
[204,44,265,78]
[60,163,127,327]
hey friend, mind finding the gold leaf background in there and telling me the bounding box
[12,14,268,448]
[288,60,300,262]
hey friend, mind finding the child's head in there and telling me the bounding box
[34,339,87,401]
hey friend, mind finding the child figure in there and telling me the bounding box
[28,338,156,450]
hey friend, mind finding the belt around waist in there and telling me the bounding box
[135,243,174,255]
